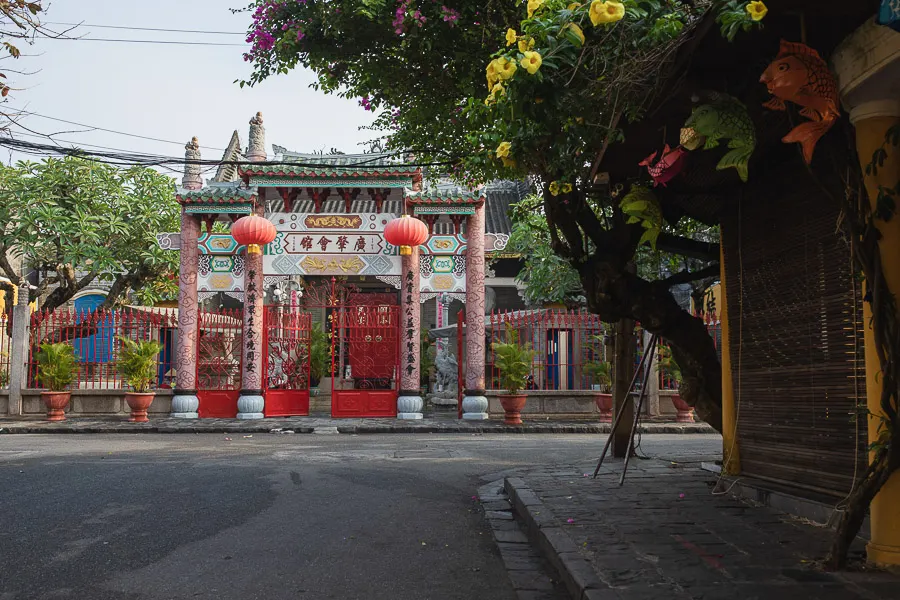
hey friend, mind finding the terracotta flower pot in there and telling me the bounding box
[125,392,155,423]
[594,392,613,423]
[671,394,695,423]
[498,394,527,425]
[42,391,71,422]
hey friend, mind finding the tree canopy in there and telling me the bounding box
[0,157,180,311]
[239,0,766,430]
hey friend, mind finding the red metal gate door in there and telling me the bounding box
[197,309,243,418]
[331,303,400,418]
[263,306,311,417]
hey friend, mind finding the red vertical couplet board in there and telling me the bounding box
[331,297,400,418]
[263,306,311,417]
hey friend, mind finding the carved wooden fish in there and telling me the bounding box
[760,40,840,164]
[639,144,688,187]
[620,185,662,249]
[683,93,756,182]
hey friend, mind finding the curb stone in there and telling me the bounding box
[505,477,610,600]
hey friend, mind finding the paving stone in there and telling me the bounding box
[506,569,556,591]
[495,529,530,544]
[486,510,514,520]
[482,500,512,511]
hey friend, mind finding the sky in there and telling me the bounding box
[5,0,377,177]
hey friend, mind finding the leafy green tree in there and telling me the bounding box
[239,0,760,430]
[0,157,180,311]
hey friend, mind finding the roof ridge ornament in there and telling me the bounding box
[182,136,202,190]
[246,112,266,162]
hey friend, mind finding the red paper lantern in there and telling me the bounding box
[231,215,277,254]
[383,215,429,255]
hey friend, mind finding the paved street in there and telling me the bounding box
[0,433,719,600]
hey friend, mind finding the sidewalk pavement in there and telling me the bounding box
[500,456,898,600]
[0,416,715,435]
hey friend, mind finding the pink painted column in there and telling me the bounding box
[462,202,488,420]
[237,204,266,419]
[398,247,424,419]
[172,210,201,418]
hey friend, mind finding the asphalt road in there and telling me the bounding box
[0,433,720,600]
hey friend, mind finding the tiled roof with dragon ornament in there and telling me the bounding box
[405,186,486,205]
[239,147,420,180]
[175,183,258,205]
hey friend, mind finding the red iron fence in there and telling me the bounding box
[196,308,243,417]
[27,307,179,390]
[0,313,12,388]
[486,309,608,392]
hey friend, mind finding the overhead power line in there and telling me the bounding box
[43,22,246,36]
[8,108,228,152]
[42,37,245,47]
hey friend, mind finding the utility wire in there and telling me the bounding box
[7,108,228,152]
[43,22,246,36]
[40,37,245,47]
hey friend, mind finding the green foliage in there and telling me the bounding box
[0,157,180,311]
[117,337,163,393]
[491,325,536,394]
[420,330,436,386]
[308,323,330,384]
[657,344,682,384]
[35,342,78,392]
[0,351,8,388]
[507,194,583,306]
[584,360,611,390]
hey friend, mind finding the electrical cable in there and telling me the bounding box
[39,37,245,47]
[43,22,245,36]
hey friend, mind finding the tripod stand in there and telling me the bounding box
[592,332,659,486]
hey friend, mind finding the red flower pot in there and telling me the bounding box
[498,394,527,425]
[594,392,613,423]
[125,392,155,423]
[42,391,71,422]
[671,394,695,423]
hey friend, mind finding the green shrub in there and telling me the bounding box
[491,325,536,395]
[117,337,163,393]
[35,342,78,392]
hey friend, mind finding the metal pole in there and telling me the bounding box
[619,334,657,486]
[592,333,658,478]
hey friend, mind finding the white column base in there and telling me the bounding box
[171,394,199,419]
[237,394,265,419]
[397,395,424,420]
[462,395,489,420]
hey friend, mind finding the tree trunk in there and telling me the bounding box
[579,256,723,433]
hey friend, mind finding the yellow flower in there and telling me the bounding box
[535,97,544,104]
[496,56,517,80]
[486,60,499,90]
[485,82,506,105]
[589,0,625,26]
[745,1,767,21]
[506,28,518,46]
[566,23,585,46]
[496,141,512,159]
[527,0,544,18]
[567,2,582,9]
[501,156,517,168]
[549,181,560,196]
[518,37,535,53]
[575,117,584,124]
[561,183,573,194]
[520,51,542,75]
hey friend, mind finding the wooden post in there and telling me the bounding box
[612,317,636,458]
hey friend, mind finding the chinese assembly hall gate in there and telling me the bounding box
[163,113,502,420]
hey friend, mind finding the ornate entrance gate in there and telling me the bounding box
[263,306,311,416]
[197,309,243,418]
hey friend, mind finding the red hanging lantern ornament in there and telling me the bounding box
[231,215,277,255]
[383,214,429,256]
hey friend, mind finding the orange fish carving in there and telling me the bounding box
[760,40,840,164]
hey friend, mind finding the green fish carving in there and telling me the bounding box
[683,93,756,182]
[620,185,662,249]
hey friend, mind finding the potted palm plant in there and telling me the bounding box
[657,346,694,423]
[117,337,163,422]
[584,360,613,422]
[35,342,79,421]
[308,324,330,396]
[491,325,536,425]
